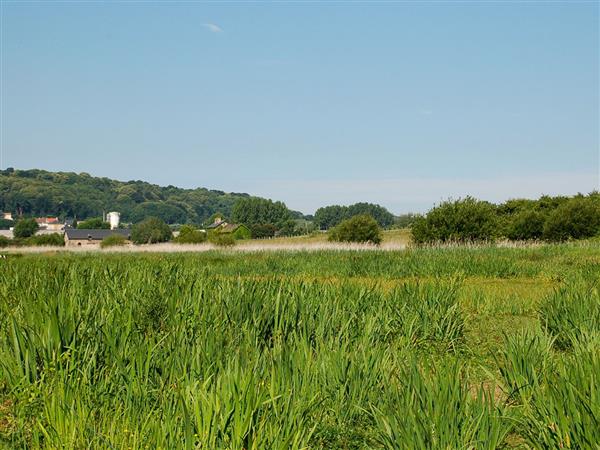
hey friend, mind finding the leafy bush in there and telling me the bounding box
[543,197,600,241]
[13,218,39,238]
[505,210,546,240]
[329,215,382,244]
[0,236,10,247]
[209,232,236,247]
[25,233,65,246]
[131,217,172,244]
[100,234,127,248]
[77,217,110,229]
[251,223,277,239]
[174,225,207,244]
[411,197,498,244]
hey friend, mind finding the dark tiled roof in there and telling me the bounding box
[206,220,226,229]
[65,229,130,241]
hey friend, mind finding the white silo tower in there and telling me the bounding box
[107,212,120,230]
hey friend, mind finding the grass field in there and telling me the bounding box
[1,243,599,449]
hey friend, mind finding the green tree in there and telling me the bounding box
[411,197,498,244]
[232,198,291,230]
[13,218,39,238]
[329,214,382,244]
[543,197,600,241]
[347,203,395,228]
[313,205,348,230]
[77,217,110,229]
[131,217,172,244]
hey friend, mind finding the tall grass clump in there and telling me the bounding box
[494,330,554,404]
[539,280,600,349]
[380,279,465,351]
[519,343,600,449]
[372,359,511,450]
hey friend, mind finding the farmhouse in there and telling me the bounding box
[64,229,131,247]
[205,218,251,239]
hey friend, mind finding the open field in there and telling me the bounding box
[1,244,599,449]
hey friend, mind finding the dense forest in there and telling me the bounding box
[0,168,281,225]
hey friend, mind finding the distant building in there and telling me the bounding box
[106,212,121,230]
[35,217,63,231]
[206,217,226,230]
[205,218,251,240]
[64,229,131,247]
[2,212,12,221]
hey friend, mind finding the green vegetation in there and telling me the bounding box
[542,196,600,241]
[76,217,110,229]
[208,232,236,247]
[0,244,599,448]
[329,214,382,244]
[24,233,65,247]
[13,218,39,238]
[231,197,294,237]
[130,217,172,244]
[0,168,265,225]
[100,234,128,248]
[174,225,207,244]
[413,193,600,244]
[314,203,394,229]
[412,197,498,244]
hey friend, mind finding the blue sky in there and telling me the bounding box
[1,1,598,213]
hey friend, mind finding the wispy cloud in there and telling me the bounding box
[202,23,223,33]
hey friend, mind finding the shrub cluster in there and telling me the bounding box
[13,218,39,238]
[208,232,236,247]
[412,193,600,244]
[174,225,207,244]
[329,215,382,244]
[100,234,128,249]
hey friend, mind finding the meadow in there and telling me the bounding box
[1,244,599,449]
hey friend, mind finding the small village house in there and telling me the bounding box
[64,229,131,247]
[35,217,63,231]
[205,217,251,239]
[2,212,12,221]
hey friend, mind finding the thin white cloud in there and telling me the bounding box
[202,23,223,33]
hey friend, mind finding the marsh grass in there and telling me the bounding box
[0,245,599,448]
